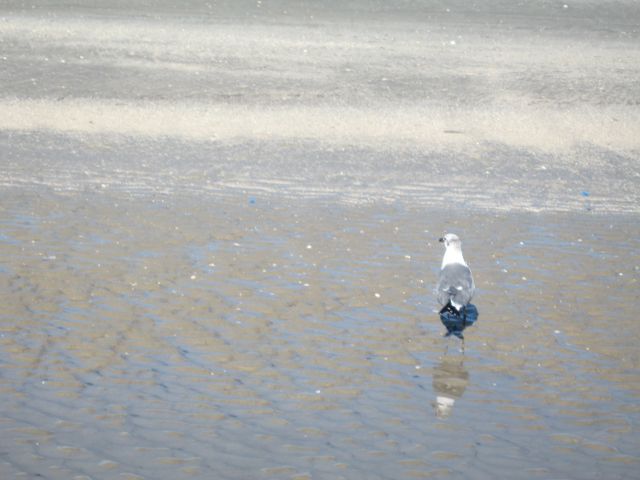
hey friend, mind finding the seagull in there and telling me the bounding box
[436,233,477,340]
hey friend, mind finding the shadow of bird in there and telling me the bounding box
[439,302,478,339]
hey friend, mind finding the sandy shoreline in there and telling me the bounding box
[1,4,639,213]
[2,129,639,213]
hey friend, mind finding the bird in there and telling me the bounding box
[436,233,477,340]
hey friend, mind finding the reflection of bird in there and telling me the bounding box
[436,233,478,341]
[432,357,469,419]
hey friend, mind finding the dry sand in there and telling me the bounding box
[1,2,639,211]
[1,1,639,479]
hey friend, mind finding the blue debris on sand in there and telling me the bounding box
[248,196,257,204]
[439,303,479,339]
[581,191,593,211]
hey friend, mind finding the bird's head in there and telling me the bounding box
[439,233,461,249]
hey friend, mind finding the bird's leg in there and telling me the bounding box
[461,338,465,355]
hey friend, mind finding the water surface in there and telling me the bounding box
[1,191,638,479]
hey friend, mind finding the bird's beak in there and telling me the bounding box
[438,237,445,243]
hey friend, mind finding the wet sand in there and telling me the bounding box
[1,1,640,479]
[1,190,639,479]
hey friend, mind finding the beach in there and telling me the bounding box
[1,1,639,478]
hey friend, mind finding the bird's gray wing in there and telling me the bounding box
[436,263,475,306]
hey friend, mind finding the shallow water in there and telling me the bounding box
[1,190,638,479]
